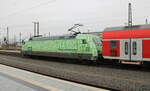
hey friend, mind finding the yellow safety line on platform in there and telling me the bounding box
[0,67,63,91]
[0,64,106,91]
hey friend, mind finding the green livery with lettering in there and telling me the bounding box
[21,34,102,60]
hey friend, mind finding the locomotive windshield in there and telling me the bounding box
[93,38,101,44]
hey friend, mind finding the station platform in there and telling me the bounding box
[0,64,107,91]
[0,50,20,53]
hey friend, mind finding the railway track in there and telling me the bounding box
[0,49,149,71]
[0,50,150,90]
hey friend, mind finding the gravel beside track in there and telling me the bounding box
[0,51,150,90]
[0,50,20,56]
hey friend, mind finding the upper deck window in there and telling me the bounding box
[110,41,117,48]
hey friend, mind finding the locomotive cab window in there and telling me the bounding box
[93,38,101,45]
[82,39,87,44]
[110,41,117,48]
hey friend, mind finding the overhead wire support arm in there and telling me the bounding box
[68,24,84,35]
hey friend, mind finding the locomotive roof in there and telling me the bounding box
[30,35,76,41]
[83,32,102,36]
[104,24,150,32]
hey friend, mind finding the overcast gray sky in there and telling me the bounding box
[0,0,150,40]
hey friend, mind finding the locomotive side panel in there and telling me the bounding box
[22,34,102,60]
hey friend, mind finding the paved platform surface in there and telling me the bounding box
[0,50,20,53]
[0,64,107,91]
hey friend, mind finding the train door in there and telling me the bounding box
[130,39,142,61]
[120,39,130,60]
[120,39,142,61]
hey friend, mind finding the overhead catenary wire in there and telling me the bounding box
[0,0,57,21]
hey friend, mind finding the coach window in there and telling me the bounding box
[133,41,137,55]
[110,41,117,48]
[125,42,128,55]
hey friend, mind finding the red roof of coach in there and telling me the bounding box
[102,24,150,39]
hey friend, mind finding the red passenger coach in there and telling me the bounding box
[102,24,150,62]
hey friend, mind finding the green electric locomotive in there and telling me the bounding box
[21,33,102,60]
